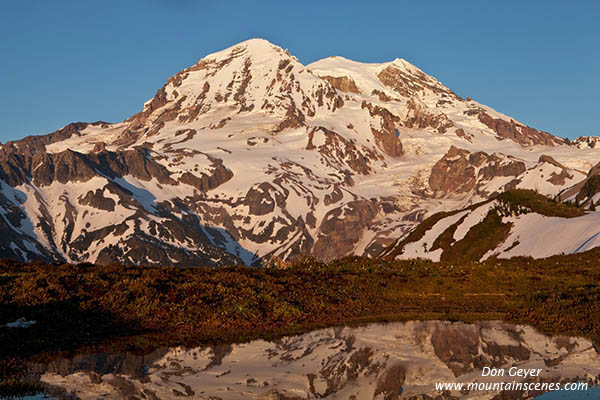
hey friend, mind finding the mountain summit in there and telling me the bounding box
[0,39,597,265]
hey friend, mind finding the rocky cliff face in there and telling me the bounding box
[0,38,596,266]
[427,146,584,199]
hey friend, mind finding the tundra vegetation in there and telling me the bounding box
[1,245,600,396]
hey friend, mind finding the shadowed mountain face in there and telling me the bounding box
[37,321,600,399]
[0,38,598,266]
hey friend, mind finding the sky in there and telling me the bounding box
[0,0,598,142]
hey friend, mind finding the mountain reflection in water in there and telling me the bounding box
[30,320,599,399]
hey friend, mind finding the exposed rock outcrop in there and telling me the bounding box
[313,200,379,261]
[361,101,403,157]
[477,112,563,146]
[429,146,527,197]
[321,75,361,94]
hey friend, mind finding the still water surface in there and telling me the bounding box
[18,320,600,399]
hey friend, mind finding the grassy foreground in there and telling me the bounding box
[1,251,600,393]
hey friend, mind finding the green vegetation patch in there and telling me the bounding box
[430,214,467,253]
[385,200,489,259]
[510,285,600,339]
[579,175,600,202]
[495,189,584,218]
[440,211,512,262]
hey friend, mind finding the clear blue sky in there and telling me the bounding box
[1,0,598,142]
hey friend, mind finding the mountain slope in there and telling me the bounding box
[0,38,598,265]
[381,189,600,262]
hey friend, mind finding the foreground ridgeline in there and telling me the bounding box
[0,39,599,267]
[382,189,593,261]
[2,249,600,395]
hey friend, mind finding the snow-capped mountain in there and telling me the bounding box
[0,38,598,266]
